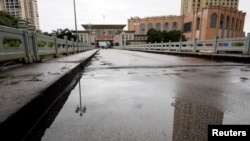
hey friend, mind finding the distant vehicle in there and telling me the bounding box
[99,41,110,49]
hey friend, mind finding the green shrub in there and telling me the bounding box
[3,39,21,48]
[38,41,46,47]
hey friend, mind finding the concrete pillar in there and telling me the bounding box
[28,24,36,32]
[193,38,197,53]
[51,33,58,57]
[213,36,219,54]
[161,41,163,51]
[17,20,28,29]
[64,36,69,55]
[245,33,250,55]
[169,40,171,51]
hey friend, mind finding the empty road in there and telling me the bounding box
[41,49,250,141]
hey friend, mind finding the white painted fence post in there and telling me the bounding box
[213,36,219,54]
[64,36,69,55]
[51,33,58,57]
[161,41,163,51]
[179,41,182,52]
[18,21,31,63]
[169,40,171,51]
[193,38,197,53]
[245,33,250,55]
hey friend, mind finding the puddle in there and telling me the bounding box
[164,73,182,76]
[128,72,137,74]
[240,68,250,72]
[175,68,199,72]
[240,77,249,82]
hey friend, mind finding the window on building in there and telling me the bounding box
[173,22,178,30]
[210,13,217,28]
[183,22,192,33]
[156,23,161,31]
[148,23,153,30]
[220,15,224,29]
[236,19,238,30]
[226,16,230,29]
[196,17,201,30]
[240,20,242,30]
[231,18,234,30]
[140,24,145,35]
[164,23,169,32]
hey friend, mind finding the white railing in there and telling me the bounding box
[116,36,250,55]
[0,24,95,63]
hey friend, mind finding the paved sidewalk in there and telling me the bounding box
[0,49,98,124]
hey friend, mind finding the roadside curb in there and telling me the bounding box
[0,49,99,141]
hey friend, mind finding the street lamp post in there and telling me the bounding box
[180,0,185,52]
[73,0,79,52]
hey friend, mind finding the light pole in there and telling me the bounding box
[73,0,78,43]
[179,0,185,52]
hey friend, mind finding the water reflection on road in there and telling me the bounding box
[172,98,224,141]
[75,79,86,117]
[41,50,250,141]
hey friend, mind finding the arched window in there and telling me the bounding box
[140,24,145,35]
[173,22,178,30]
[148,23,153,30]
[156,23,161,31]
[226,16,230,29]
[164,23,169,32]
[231,18,234,30]
[220,15,224,29]
[210,13,217,28]
[240,20,242,30]
[236,19,239,30]
[196,17,201,30]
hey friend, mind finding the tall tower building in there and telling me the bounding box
[0,0,40,29]
[0,1,3,11]
[181,0,239,15]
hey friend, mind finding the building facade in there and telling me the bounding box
[181,0,239,15]
[128,6,245,41]
[128,15,183,35]
[78,24,128,47]
[0,1,3,11]
[184,6,245,40]
[0,0,40,29]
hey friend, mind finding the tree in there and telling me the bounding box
[0,11,18,28]
[147,28,162,43]
[167,30,187,42]
[147,29,187,43]
[52,28,76,41]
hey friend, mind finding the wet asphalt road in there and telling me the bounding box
[41,49,250,141]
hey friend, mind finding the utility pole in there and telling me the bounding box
[73,0,78,42]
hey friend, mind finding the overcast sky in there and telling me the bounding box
[38,0,250,34]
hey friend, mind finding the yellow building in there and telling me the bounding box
[128,6,246,41]
[184,6,245,40]
[0,1,3,11]
[181,0,239,15]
